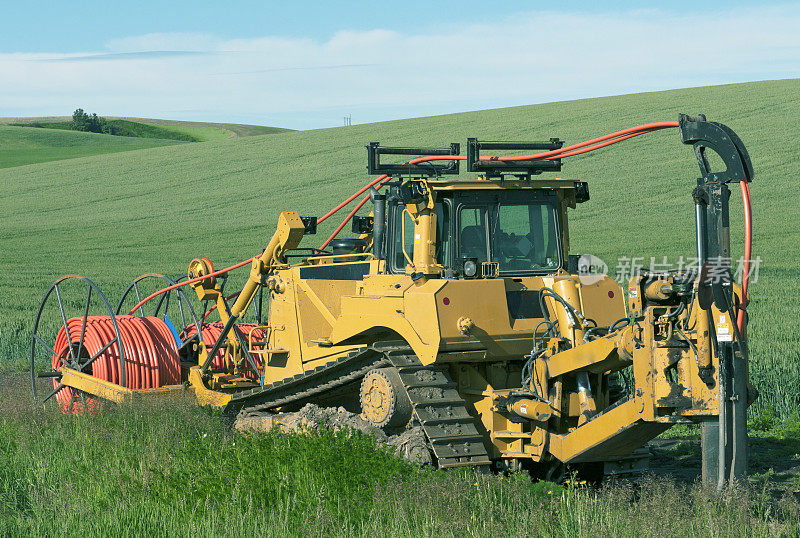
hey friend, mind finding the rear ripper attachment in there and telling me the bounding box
[31,115,754,488]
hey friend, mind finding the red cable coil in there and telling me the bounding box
[52,316,180,414]
[182,321,265,379]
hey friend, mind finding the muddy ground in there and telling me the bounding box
[235,403,433,465]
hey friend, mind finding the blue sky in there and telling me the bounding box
[2,1,798,129]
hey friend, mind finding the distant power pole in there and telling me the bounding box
[343,114,352,127]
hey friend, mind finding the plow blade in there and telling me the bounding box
[548,399,670,464]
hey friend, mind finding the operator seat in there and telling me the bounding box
[460,225,487,260]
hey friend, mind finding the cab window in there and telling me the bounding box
[389,201,451,272]
[455,190,561,274]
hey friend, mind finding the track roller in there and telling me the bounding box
[359,368,412,428]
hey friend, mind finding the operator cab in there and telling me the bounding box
[385,187,563,278]
[366,139,585,279]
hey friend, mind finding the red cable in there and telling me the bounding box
[201,291,241,321]
[492,121,678,162]
[544,129,657,158]
[52,316,180,414]
[321,123,676,247]
[127,256,255,315]
[183,321,226,369]
[320,175,393,249]
[182,320,265,378]
[318,174,389,224]
[737,180,752,334]
[130,121,681,309]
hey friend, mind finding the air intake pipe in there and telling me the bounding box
[370,188,386,260]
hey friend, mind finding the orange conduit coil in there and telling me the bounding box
[182,321,265,379]
[183,321,225,369]
[52,315,180,414]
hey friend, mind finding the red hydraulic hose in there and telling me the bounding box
[127,256,256,315]
[737,180,752,333]
[321,122,678,247]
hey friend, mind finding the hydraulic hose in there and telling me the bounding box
[128,120,752,332]
[738,180,752,334]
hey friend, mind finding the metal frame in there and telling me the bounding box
[679,113,754,488]
[115,273,202,341]
[367,142,460,177]
[466,138,563,178]
[30,275,127,405]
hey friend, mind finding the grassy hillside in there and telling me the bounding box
[10,120,198,141]
[0,124,183,168]
[1,78,798,420]
[1,116,292,142]
[122,118,293,140]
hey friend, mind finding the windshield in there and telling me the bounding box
[456,191,560,273]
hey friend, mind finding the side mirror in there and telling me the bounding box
[351,215,374,234]
[574,181,590,203]
[300,215,317,235]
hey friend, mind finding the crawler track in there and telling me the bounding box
[226,343,490,468]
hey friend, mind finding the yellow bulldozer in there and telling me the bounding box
[31,114,754,487]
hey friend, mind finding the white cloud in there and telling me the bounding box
[104,32,222,52]
[1,5,799,128]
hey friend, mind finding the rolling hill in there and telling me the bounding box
[0,117,293,168]
[1,78,797,418]
[1,116,292,142]
[0,124,184,168]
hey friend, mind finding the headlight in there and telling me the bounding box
[463,259,477,278]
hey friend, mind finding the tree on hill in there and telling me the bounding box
[72,108,109,134]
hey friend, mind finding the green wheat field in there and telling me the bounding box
[1,79,799,535]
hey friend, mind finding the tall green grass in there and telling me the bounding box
[0,78,798,418]
[0,376,797,537]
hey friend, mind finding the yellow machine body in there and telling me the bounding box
[41,118,752,482]
[167,176,743,470]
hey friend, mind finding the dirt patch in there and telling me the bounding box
[236,403,433,465]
